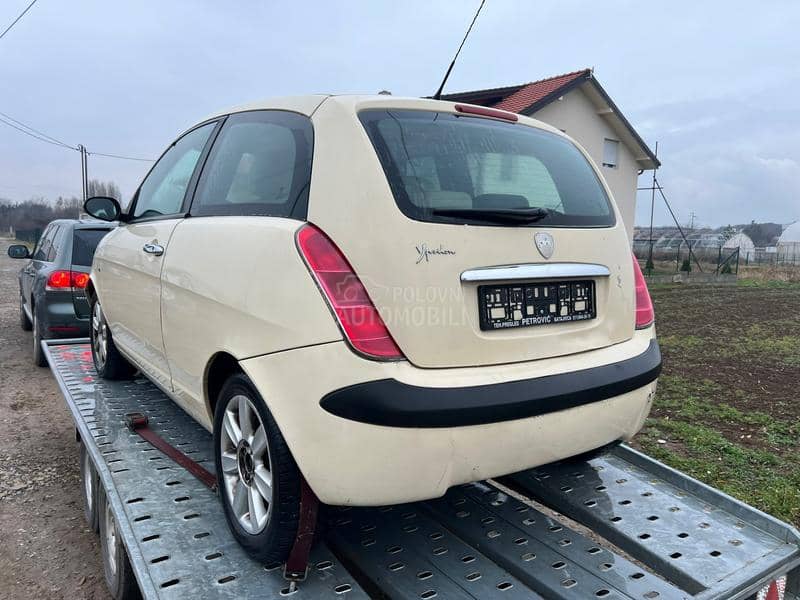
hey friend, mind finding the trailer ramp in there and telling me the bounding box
[46,340,799,599]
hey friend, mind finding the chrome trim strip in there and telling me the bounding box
[460,263,611,282]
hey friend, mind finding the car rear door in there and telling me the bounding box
[93,121,218,390]
[29,224,60,304]
[21,225,52,304]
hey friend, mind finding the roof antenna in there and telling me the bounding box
[432,0,487,100]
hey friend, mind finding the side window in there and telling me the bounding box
[46,225,65,262]
[132,122,216,219]
[45,226,64,262]
[31,225,52,261]
[191,111,313,218]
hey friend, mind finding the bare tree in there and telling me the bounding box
[87,179,121,199]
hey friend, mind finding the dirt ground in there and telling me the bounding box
[0,238,108,600]
[633,280,800,525]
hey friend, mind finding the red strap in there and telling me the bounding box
[126,411,319,579]
[125,412,217,491]
[284,478,319,580]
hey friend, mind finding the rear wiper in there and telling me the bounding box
[432,207,550,224]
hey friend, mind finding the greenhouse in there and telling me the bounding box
[777,222,800,262]
[633,229,726,253]
[723,232,756,260]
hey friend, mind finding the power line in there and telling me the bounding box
[0,0,38,41]
[0,108,154,160]
[0,110,77,149]
[0,114,77,149]
[89,150,154,162]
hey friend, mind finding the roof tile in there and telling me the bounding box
[493,69,590,113]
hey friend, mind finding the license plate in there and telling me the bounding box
[478,281,596,331]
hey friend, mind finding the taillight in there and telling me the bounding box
[632,256,654,329]
[46,270,89,291]
[296,224,404,360]
[46,270,72,289]
[757,576,786,600]
[71,272,89,288]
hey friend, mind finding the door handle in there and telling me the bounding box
[142,243,164,256]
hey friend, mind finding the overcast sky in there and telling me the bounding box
[1,0,798,227]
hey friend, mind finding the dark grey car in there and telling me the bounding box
[8,219,116,366]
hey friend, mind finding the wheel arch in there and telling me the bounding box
[204,351,244,422]
[85,278,97,306]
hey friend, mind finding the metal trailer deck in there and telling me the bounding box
[45,339,800,600]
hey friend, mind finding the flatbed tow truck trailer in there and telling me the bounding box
[45,339,799,600]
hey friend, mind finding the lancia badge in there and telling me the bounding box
[534,232,554,259]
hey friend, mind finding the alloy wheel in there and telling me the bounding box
[92,303,108,368]
[33,313,39,354]
[220,394,273,534]
[104,502,118,576]
[84,450,94,513]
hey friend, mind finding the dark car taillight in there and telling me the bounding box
[296,224,405,360]
[632,256,654,329]
[46,270,89,291]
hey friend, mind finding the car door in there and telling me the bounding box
[20,225,51,305]
[26,224,59,307]
[94,121,218,390]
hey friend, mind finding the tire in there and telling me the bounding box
[20,296,32,331]
[213,373,302,564]
[91,300,135,380]
[98,490,141,600]
[32,307,47,367]
[79,441,99,533]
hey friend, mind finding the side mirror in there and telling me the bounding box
[7,244,31,259]
[84,196,123,222]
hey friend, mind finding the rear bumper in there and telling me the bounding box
[321,339,660,427]
[39,296,89,337]
[240,329,659,505]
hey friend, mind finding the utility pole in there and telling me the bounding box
[78,144,88,200]
[646,141,658,274]
[689,211,696,230]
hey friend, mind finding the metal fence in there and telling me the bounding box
[740,249,800,266]
[633,245,741,275]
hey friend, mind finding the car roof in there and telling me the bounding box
[46,218,117,230]
[201,94,563,137]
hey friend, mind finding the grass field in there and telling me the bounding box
[632,279,800,526]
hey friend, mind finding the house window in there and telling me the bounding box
[602,138,619,168]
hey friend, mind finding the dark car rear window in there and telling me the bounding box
[358,109,615,228]
[72,229,111,267]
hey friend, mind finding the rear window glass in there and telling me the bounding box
[72,229,111,266]
[359,110,615,227]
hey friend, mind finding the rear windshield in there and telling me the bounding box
[359,109,615,227]
[72,229,111,266]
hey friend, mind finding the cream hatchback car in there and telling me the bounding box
[83,95,660,563]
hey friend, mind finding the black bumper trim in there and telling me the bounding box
[320,339,661,428]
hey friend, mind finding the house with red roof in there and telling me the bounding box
[442,69,659,239]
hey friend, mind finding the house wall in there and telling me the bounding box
[531,87,640,241]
